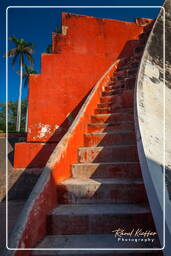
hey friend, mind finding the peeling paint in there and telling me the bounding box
[62,25,68,35]
[39,124,51,138]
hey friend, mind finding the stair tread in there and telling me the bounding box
[32,234,160,252]
[85,130,134,135]
[88,120,134,130]
[72,161,139,166]
[80,145,136,149]
[51,203,149,216]
[88,121,134,125]
[96,106,133,109]
[59,177,143,186]
[92,112,133,117]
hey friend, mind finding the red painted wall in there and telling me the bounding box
[14,13,151,168]
[27,13,144,142]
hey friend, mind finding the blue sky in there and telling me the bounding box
[0,0,164,103]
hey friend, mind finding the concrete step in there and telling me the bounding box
[112,70,126,77]
[48,203,153,235]
[32,234,161,253]
[125,77,136,90]
[71,162,141,179]
[128,55,142,63]
[98,91,134,108]
[100,90,134,103]
[113,68,138,78]
[104,83,124,91]
[84,131,136,146]
[78,145,138,163]
[102,88,124,97]
[127,69,137,77]
[108,75,137,91]
[91,112,133,123]
[117,62,139,71]
[87,121,134,133]
[110,76,126,82]
[94,107,133,114]
[57,178,146,204]
[97,102,133,109]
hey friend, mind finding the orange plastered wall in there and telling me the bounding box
[27,13,144,142]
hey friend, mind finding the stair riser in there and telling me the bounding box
[130,55,142,60]
[48,212,153,235]
[94,108,132,114]
[117,63,139,71]
[57,182,146,205]
[104,84,124,91]
[110,76,117,82]
[104,79,135,93]
[102,89,123,97]
[91,113,133,123]
[125,77,136,90]
[134,47,144,55]
[72,163,142,179]
[84,133,136,146]
[113,69,138,78]
[97,102,133,108]
[78,146,138,163]
[87,123,134,133]
[100,90,133,103]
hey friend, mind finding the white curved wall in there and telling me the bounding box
[135,3,171,254]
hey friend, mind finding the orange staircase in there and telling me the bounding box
[31,30,162,255]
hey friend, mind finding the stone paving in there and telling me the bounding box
[0,136,41,254]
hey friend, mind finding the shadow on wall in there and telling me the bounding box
[4,87,93,202]
[166,166,171,201]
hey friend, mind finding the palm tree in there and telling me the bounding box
[7,36,34,132]
[22,65,37,132]
[46,44,52,53]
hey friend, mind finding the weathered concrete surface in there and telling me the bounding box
[49,203,152,235]
[32,234,161,252]
[0,136,41,254]
[0,136,41,201]
[57,177,146,204]
[71,162,141,179]
[0,200,25,255]
[135,0,171,254]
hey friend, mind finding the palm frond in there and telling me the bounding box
[24,42,35,48]
[11,52,19,68]
[23,47,34,54]
[4,48,17,57]
[9,36,18,46]
[24,52,34,66]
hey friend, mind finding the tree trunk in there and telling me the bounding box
[25,95,28,132]
[16,58,23,132]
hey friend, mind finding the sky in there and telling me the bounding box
[0,0,164,103]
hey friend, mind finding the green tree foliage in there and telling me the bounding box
[0,100,27,133]
[46,44,52,53]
